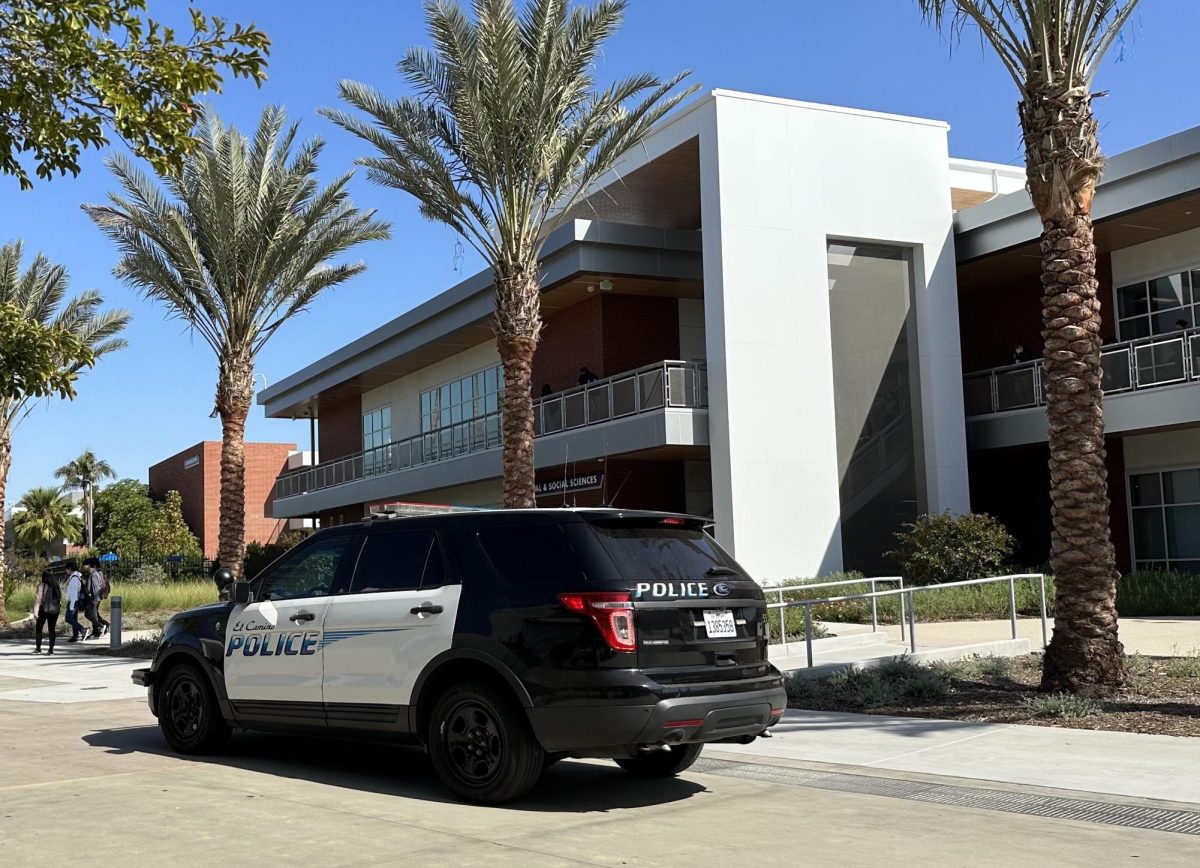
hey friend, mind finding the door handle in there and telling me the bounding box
[289,611,316,623]
[411,604,443,615]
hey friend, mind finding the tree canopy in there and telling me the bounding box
[0,301,94,401]
[13,486,82,557]
[0,0,270,189]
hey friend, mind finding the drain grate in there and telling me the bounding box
[692,758,1200,836]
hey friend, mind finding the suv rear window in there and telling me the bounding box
[590,524,741,581]
[478,525,589,584]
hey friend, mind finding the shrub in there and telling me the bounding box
[1024,693,1102,719]
[790,657,951,709]
[1165,656,1200,679]
[887,512,1015,586]
[128,563,168,585]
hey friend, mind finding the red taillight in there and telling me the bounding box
[660,517,685,526]
[557,592,637,652]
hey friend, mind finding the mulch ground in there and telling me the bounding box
[803,654,1200,738]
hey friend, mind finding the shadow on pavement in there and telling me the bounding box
[83,725,707,812]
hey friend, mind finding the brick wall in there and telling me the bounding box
[532,293,683,393]
[959,253,1117,373]
[1105,435,1132,573]
[150,440,296,558]
[319,395,362,462]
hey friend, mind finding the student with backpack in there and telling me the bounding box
[82,557,109,639]
[32,570,62,654]
[63,562,86,642]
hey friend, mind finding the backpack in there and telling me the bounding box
[43,580,61,616]
[96,570,110,601]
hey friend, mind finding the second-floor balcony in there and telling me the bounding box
[964,326,1200,417]
[274,360,708,503]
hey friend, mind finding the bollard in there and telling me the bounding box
[109,595,121,648]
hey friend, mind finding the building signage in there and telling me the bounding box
[535,472,604,497]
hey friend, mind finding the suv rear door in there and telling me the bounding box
[585,517,769,678]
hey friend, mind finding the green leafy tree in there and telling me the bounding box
[86,105,389,582]
[13,486,83,559]
[146,490,201,560]
[0,0,270,189]
[0,241,129,628]
[94,478,157,559]
[917,1,1136,692]
[54,449,116,548]
[0,302,94,400]
[323,0,695,507]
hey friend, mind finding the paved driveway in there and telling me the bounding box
[1,643,1197,866]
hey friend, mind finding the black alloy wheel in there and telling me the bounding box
[158,664,230,754]
[427,681,543,804]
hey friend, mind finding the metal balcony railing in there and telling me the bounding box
[275,360,708,500]
[963,326,1200,417]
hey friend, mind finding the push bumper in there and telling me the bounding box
[132,668,157,716]
[527,684,788,753]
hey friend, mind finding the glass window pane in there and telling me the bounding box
[258,536,353,600]
[1165,469,1200,504]
[1130,473,1162,506]
[1117,283,1149,318]
[1132,507,1167,560]
[1170,560,1200,575]
[421,392,431,414]
[1166,505,1200,559]
[1120,316,1151,340]
[382,406,391,427]
[1149,274,1187,311]
[1152,310,1192,335]
[478,525,588,584]
[440,385,451,406]
[349,531,435,593]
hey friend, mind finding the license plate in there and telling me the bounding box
[702,608,737,639]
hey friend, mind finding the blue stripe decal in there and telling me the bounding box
[317,626,416,650]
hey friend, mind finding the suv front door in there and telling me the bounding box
[322,527,459,722]
[225,533,359,714]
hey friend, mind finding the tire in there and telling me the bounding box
[427,680,543,804]
[158,663,231,755]
[614,743,703,778]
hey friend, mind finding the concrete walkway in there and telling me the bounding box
[0,640,147,703]
[715,708,1200,805]
[860,615,1200,657]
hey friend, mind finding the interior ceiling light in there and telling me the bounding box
[599,279,614,291]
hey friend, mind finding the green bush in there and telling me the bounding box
[788,656,951,710]
[129,563,168,584]
[887,512,1015,586]
[1024,692,1102,719]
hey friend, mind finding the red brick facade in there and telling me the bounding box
[318,395,363,463]
[149,441,296,559]
[534,457,687,513]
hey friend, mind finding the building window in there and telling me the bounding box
[183,455,199,469]
[419,365,503,457]
[363,406,391,452]
[1116,270,1197,340]
[1130,468,1200,573]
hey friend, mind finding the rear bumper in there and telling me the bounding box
[528,683,787,753]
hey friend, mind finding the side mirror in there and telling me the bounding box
[232,581,254,605]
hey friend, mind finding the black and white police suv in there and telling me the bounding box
[132,509,787,803]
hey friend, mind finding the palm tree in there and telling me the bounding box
[0,241,129,627]
[85,105,390,582]
[322,0,695,507]
[13,486,84,560]
[918,1,1138,692]
[55,450,116,548]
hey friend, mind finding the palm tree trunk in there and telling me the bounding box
[85,483,94,548]
[0,433,10,629]
[494,263,541,509]
[216,357,255,588]
[1020,82,1125,693]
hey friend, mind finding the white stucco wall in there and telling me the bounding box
[1124,427,1200,472]
[361,341,501,442]
[1111,226,1200,288]
[698,91,970,581]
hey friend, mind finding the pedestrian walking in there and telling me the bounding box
[32,570,62,655]
[63,561,86,642]
[82,557,110,638]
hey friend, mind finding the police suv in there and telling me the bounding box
[132,509,787,804]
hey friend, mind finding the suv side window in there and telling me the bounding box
[349,530,444,593]
[477,524,588,584]
[257,535,356,600]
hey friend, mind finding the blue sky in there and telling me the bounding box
[4,0,1197,502]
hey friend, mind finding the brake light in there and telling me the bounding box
[660,517,685,526]
[557,592,637,652]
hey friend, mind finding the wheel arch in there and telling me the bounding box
[409,649,533,740]
[154,643,233,723]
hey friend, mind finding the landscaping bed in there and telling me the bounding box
[786,654,1200,738]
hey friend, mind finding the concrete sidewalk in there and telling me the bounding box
[713,708,1200,805]
[0,640,147,703]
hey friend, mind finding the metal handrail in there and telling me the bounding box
[963,326,1199,416]
[765,576,907,643]
[275,359,708,500]
[767,572,1048,668]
